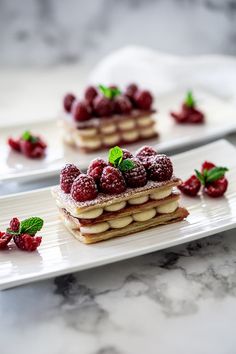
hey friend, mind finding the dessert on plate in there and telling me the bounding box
[170,91,205,124]
[51,145,188,244]
[60,83,158,152]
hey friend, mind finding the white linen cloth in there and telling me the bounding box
[89,46,236,106]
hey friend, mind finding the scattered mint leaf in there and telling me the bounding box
[195,169,205,185]
[185,91,196,108]
[119,159,136,172]
[22,131,32,141]
[20,217,44,236]
[98,84,121,99]
[108,146,123,166]
[206,167,228,183]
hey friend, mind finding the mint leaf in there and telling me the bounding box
[109,146,123,166]
[6,228,19,236]
[22,131,32,141]
[119,159,135,172]
[98,84,121,99]
[195,169,205,185]
[110,87,121,98]
[185,91,195,108]
[206,167,228,183]
[20,217,44,236]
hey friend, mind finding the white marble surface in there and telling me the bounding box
[1,0,236,66]
[1,229,236,354]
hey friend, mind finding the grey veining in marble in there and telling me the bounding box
[1,0,236,66]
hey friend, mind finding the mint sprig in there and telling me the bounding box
[108,146,135,172]
[99,84,121,99]
[21,131,38,143]
[185,91,196,108]
[108,146,123,167]
[195,166,228,186]
[7,217,44,236]
[20,217,44,235]
[22,131,32,141]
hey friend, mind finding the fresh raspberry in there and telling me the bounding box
[87,158,108,183]
[125,83,138,100]
[100,166,126,194]
[122,158,147,188]
[93,95,113,117]
[135,90,153,110]
[84,86,98,104]
[114,95,132,114]
[19,138,46,158]
[14,234,42,252]
[171,104,204,124]
[72,101,91,121]
[201,161,216,172]
[9,217,20,232]
[122,148,133,160]
[136,145,157,159]
[60,164,81,193]
[178,175,201,197]
[204,177,228,198]
[0,232,12,249]
[148,154,173,181]
[71,174,98,202]
[8,137,21,152]
[136,146,157,169]
[63,93,76,113]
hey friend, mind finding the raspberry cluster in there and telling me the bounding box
[171,91,204,124]
[63,83,153,122]
[60,145,174,202]
[8,131,47,159]
[178,161,228,197]
[0,217,43,252]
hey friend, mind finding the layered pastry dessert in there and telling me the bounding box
[52,145,188,244]
[60,84,158,152]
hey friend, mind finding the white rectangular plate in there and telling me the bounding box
[0,139,236,290]
[1,90,236,183]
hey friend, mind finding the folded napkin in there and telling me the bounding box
[89,46,236,106]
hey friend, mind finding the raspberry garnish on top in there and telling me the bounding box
[121,158,147,188]
[72,100,91,121]
[87,158,108,183]
[84,86,98,104]
[60,163,81,194]
[148,154,173,182]
[63,83,154,121]
[134,90,153,110]
[136,146,158,169]
[100,166,126,194]
[71,174,98,202]
[121,148,133,160]
[63,93,76,113]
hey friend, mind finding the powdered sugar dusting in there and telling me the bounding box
[52,177,180,210]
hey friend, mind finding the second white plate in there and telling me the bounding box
[1,90,235,183]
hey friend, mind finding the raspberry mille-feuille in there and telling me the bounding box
[60,83,158,152]
[52,146,188,244]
